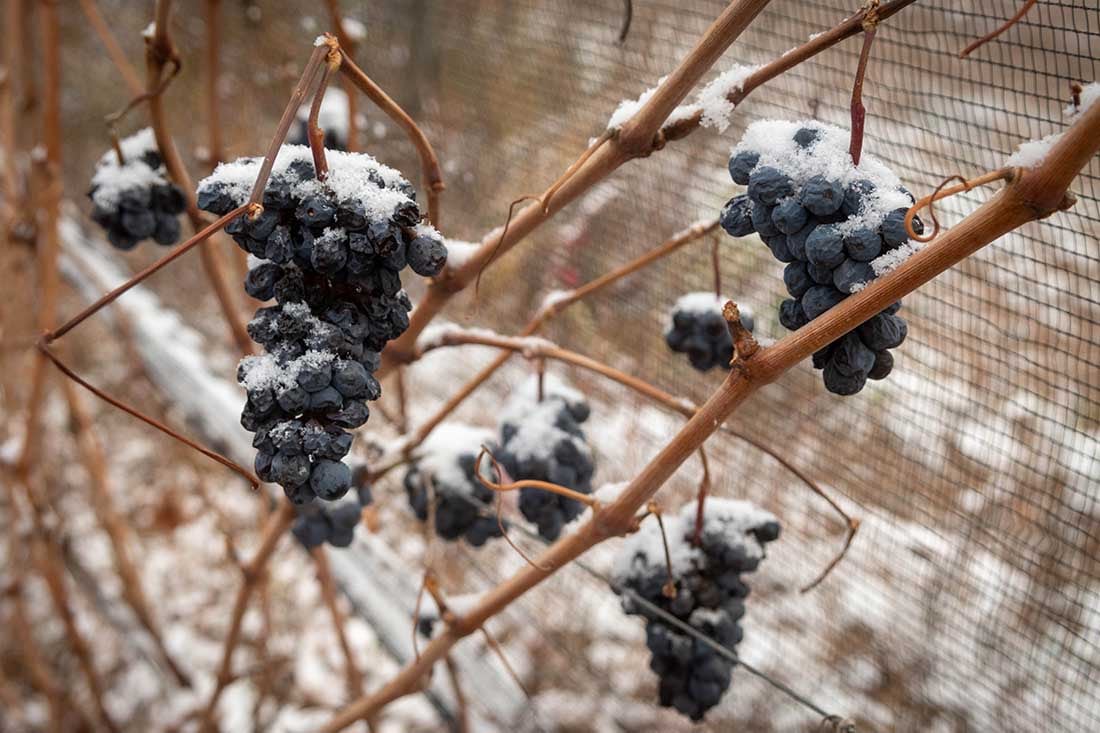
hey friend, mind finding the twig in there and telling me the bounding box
[15,0,63,482]
[104,56,181,130]
[723,301,759,362]
[959,0,1039,58]
[617,0,634,45]
[443,656,468,733]
[692,447,711,546]
[318,91,1099,733]
[475,447,598,508]
[60,379,192,687]
[308,48,343,182]
[651,503,677,598]
[45,205,248,342]
[39,342,260,489]
[905,168,1015,242]
[144,0,253,355]
[203,0,224,169]
[339,53,445,225]
[323,0,360,151]
[710,237,722,299]
[76,0,144,96]
[31,530,121,733]
[479,626,532,699]
[197,502,295,733]
[312,546,365,698]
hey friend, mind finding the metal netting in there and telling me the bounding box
[338,1,1099,730]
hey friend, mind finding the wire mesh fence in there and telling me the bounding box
[347,1,1100,730]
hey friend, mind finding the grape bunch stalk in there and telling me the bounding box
[721,120,920,395]
[493,381,596,541]
[88,128,187,250]
[665,292,754,372]
[404,424,507,547]
[197,145,447,504]
[613,500,780,721]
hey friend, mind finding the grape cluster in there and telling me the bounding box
[613,500,780,721]
[404,425,505,547]
[720,121,919,395]
[494,392,595,541]
[88,128,186,250]
[291,481,372,549]
[665,293,755,372]
[197,146,447,503]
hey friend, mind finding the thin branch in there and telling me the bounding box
[45,205,248,342]
[312,546,365,698]
[76,0,144,96]
[197,502,295,733]
[443,656,468,733]
[319,98,1100,732]
[31,531,121,733]
[479,626,532,699]
[323,0,360,152]
[145,0,253,354]
[651,504,678,598]
[39,341,260,490]
[959,0,1039,58]
[692,447,711,547]
[203,0,224,169]
[475,447,598,508]
[905,168,1015,242]
[338,54,444,225]
[617,0,634,45]
[15,0,63,481]
[60,379,192,687]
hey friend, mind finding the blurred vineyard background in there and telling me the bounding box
[1,1,1098,731]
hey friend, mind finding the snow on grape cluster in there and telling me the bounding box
[404,424,506,547]
[613,500,780,721]
[665,292,754,372]
[88,128,186,249]
[493,378,596,541]
[197,145,447,504]
[720,120,919,395]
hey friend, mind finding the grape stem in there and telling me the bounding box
[958,0,1039,59]
[338,52,445,226]
[848,2,879,167]
[307,48,342,182]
